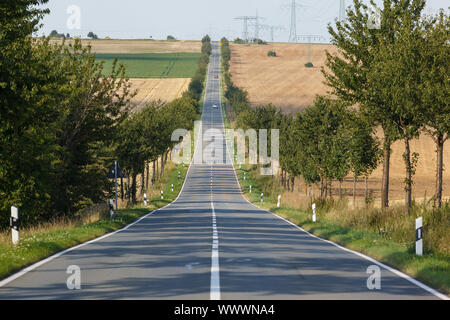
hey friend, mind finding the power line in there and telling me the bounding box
[234,16,257,43]
[297,34,325,64]
[260,25,284,43]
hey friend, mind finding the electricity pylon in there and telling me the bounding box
[234,16,257,43]
[297,35,325,64]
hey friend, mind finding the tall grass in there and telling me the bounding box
[244,164,450,256]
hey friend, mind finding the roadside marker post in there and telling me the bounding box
[161,190,164,200]
[416,217,423,256]
[171,184,174,192]
[144,193,147,206]
[261,193,264,203]
[249,185,252,193]
[10,206,19,245]
[109,199,114,218]
[244,172,246,181]
[178,171,181,179]
[277,195,281,208]
[312,203,316,222]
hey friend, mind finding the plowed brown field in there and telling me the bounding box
[229,43,450,203]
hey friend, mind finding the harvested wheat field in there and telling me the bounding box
[229,42,338,114]
[50,39,201,54]
[129,78,190,111]
[230,42,450,203]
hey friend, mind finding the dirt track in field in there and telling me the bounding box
[229,42,450,203]
[129,78,190,111]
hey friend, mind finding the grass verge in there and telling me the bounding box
[0,162,189,281]
[234,165,450,296]
[217,48,449,296]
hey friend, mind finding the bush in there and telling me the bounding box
[268,51,277,57]
[183,35,212,104]
[305,62,314,68]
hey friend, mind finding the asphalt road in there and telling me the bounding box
[0,43,444,300]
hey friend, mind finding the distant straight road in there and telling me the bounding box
[0,42,444,300]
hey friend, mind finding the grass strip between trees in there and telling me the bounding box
[0,161,189,282]
[233,165,450,296]
[218,46,449,297]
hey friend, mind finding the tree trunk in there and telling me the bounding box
[328,180,332,199]
[287,173,290,191]
[141,168,145,194]
[434,133,444,209]
[161,153,165,176]
[365,176,369,207]
[353,175,356,207]
[320,179,324,198]
[131,172,137,204]
[381,138,392,209]
[127,175,131,200]
[152,160,156,185]
[404,136,412,215]
[291,176,295,192]
[145,161,149,190]
[339,180,342,198]
[156,158,159,180]
[120,176,124,201]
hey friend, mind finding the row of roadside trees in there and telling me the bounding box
[0,0,211,228]
[221,0,449,213]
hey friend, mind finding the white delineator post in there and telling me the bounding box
[161,190,164,200]
[277,195,281,208]
[416,216,423,256]
[144,193,147,206]
[109,199,114,218]
[171,184,174,192]
[261,193,264,203]
[10,206,19,245]
[312,203,316,222]
[244,172,246,181]
[249,185,252,193]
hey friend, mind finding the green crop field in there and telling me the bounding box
[96,53,201,78]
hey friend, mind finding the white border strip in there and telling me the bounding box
[217,50,448,301]
[0,62,206,290]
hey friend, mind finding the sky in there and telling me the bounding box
[37,0,449,42]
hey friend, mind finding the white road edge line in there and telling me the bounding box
[216,52,448,301]
[0,51,210,290]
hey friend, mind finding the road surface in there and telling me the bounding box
[0,42,444,300]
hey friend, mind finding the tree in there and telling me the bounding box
[420,12,450,208]
[363,0,427,214]
[346,111,381,205]
[87,31,98,39]
[167,35,176,41]
[0,0,53,225]
[293,96,350,199]
[322,0,426,209]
